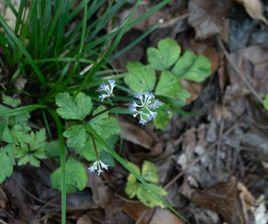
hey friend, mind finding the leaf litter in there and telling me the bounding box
[1,0,268,224]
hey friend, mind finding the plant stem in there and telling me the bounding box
[47,109,66,224]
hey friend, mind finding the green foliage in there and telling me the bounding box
[124,62,156,92]
[58,101,121,163]
[125,161,167,208]
[172,51,211,82]
[124,38,212,129]
[0,144,15,183]
[155,71,181,98]
[51,157,88,193]
[153,105,173,130]
[15,128,47,167]
[264,94,268,111]
[90,106,121,139]
[55,92,92,121]
[147,38,181,71]
[0,97,47,181]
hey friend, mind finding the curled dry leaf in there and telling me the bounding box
[123,202,184,224]
[188,0,231,39]
[119,120,164,156]
[182,177,255,224]
[233,0,268,25]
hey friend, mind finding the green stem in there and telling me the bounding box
[47,109,66,224]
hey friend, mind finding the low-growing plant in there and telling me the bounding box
[0,1,211,223]
[263,94,268,111]
[125,161,167,208]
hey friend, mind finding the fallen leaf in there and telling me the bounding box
[122,202,153,224]
[123,202,184,224]
[233,0,268,25]
[188,0,231,39]
[183,177,255,224]
[149,208,184,224]
[76,213,93,224]
[119,120,164,156]
[228,46,268,95]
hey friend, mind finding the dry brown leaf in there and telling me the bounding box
[119,120,164,156]
[76,213,93,224]
[149,209,184,224]
[233,0,268,25]
[183,177,255,224]
[123,202,184,224]
[188,0,231,39]
[228,46,268,95]
[122,202,153,224]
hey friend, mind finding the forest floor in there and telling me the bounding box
[1,0,268,224]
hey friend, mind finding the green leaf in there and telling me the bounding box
[55,92,92,120]
[147,38,180,71]
[0,144,15,183]
[125,174,139,198]
[2,95,21,108]
[124,62,156,92]
[137,184,167,208]
[90,106,121,140]
[45,141,62,158]
[29,128,47,150]
[13,127,47,167]
[172,51,211,82]
[264,94,268,111]
[1,126,14,143]
[153,105,173,130]
[142,161,159,183]
[155,71,181,98]
[51,157,88,193]
[125,162,141,198]
[63,125,87,150]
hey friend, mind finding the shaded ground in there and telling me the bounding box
[1,0,268,223]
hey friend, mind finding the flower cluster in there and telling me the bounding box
[97,80,161,125]
[129,92,161,125]
[88,160,109,175]
[98,79,116,101]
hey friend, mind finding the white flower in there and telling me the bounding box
[88,160,109,175]
[129,92,161,125]
[98,79,116,101]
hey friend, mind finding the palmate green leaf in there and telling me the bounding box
[142,161,158,183]
[147,38,180,71]
[124,62,156,92]
[155,71,181,99]
[55,92,92,120]
[172,51,211,82]
[2,95,21,108]
[137,184,167,208]
[13,127,47,167]
[153,105,173,130]
[51,157,88,193]
[0,144,15,183]
[63,125,87,150]
[125,162,140,198]
[264,94,268,111]
[90,106,121,140]
[125,174,139,198]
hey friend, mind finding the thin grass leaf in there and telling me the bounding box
[47,109,66,224]
[1,104,46,117]
[0,15,46,85]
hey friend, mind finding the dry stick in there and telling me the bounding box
[164,114,245,190]
[217,37,263,104]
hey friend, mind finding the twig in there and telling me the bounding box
[164,114,245,190]
[217,36,263,104]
